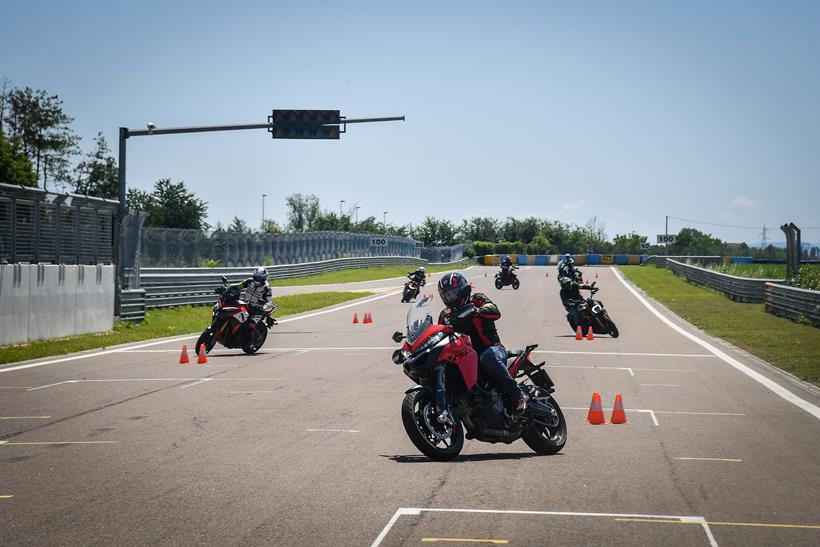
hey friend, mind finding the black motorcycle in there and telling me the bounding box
[494,267,520,290]
[401,275,425,303]
[566,282,619,338]
[196,276,277,354]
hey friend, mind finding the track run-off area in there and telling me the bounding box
[1,266,819,546]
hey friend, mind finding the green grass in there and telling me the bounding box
[0,291,373,366]
[268,261,470,286]
[708,263,787,279]
[620,266,820,386]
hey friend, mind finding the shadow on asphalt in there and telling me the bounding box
[382,452,556,463]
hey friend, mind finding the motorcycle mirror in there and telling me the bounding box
[392,331,405,343]
[221,275,228,284]
[391,349,405,365]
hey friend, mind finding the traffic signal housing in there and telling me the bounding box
[269,110,341,139]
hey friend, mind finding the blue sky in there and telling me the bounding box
[4,0,819,243]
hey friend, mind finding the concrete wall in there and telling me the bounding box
[0,264,114,345]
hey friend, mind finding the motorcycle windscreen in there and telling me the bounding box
[406,295,435,344]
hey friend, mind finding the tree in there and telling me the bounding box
[227,216,251,234]
[260,219,281,234]
[312,211,352,232]
[672,227,724,255]
[351,215,385,234]
[526,234,551,254]
[502,217,542,244]
[0,131,37,186]
[4,86,80,187]
[73,132,118,198]
[285,193,320,231]
[612,232,647,254]
[126,179,208,230]
[413,216,458,246]
[460,217,501,242]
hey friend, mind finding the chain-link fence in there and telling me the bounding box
[0,183,117,265]
[137,228,424,267]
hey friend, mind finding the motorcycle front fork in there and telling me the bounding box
[431,365,454,426]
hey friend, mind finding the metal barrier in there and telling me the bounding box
[765,283,820,327]
[666,259,777,303]
[139,256,428,309]
[642,255,722,267]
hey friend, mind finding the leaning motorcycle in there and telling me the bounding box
[567,282,619,338]
[402,280,421,303]
[494,268,520,290]
[196,276,277,354]
[391,296,566,461]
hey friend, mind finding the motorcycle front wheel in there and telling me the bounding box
[512,279,520,290]
[242,326,267,354]
[494,278,503,290]
[196,328,217,354]
[522,392,567,455]
[401,390,464,461]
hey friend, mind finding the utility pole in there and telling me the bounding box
[340,199,345,217]
[383,211,388,230]
[355,206,360,224]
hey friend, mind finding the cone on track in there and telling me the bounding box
[197,344,208,364]
[595,272,599,278]
[586,328,594,341]
[196,344,208,365]
[545,271,549,277]
[585,279,589,285]
[353,312,359,324]
[575,326,583,340]
[179,344,190,364]
[587,392,606,425]
[366,312,373,324]
[610,394,627,424]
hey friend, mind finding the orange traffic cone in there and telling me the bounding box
[197,344,208,364]
[595,272,599,278]
[353,312,359,324]
[545,272,549,277]
[365,312,373,324]
[575,326,583,340]
[585,279,589,285]
[610,394,627,424]
[587,392,606,425]
[179,344,190,364]
[586,328,594,341]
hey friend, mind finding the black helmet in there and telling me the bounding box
[563,254,574,266]
[438,272,471,308]
[252,266,269,284]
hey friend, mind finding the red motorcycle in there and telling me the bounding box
[391,296,566,461]
[196,276,276,354]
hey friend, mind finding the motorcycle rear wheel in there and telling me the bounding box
[401,390,464,461]
[522,393,567,455]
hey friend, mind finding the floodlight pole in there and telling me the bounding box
[113,114,404,316]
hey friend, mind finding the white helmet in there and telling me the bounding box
[252,267,269,285]
[419,266,425,272]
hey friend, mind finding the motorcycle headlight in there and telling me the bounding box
[592,304,602,314]
[416,331,446,354]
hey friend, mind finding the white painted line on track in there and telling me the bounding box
[563,407,745,426]
[0,416,51,420]
[640,384,680,387]
[548,365,634,376]
[612,266,820,420]
[371,508,719,547]
[533,350,715,358]
[180,378,212,389]
[26,377,283,391]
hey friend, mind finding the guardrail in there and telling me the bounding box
[666,259,779,303]
[138,256,429,309]
[765,283,820,327]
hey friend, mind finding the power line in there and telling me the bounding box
[667,216,770,230]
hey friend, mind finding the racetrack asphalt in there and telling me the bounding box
[1,265,818,546]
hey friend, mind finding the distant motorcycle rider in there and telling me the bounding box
[229,267,278,335]
[437,272,526,414]
[407,266,427,286]
[557,256,592,329]
[499,255,516,282]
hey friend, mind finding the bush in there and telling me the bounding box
[199,258,222,267]
[790,266,820,290]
